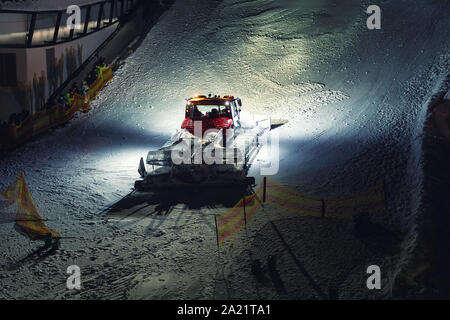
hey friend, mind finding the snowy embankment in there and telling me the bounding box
[0,0,449,299]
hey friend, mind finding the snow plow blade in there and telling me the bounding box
[135,173,255,190]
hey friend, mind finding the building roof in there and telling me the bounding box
[0,0,102,12]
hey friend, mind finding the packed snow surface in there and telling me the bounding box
[0,0,449,299]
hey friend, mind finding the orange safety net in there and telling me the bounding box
[324,183,386,218]
[0,66,114,148]
[215,178,387,247]
[265,178,323,217]
[265,178,385,218]
[243,183,264,224]
[215,198,246,247]
[1,172,61,240]
[86,66,113,103]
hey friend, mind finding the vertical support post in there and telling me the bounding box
[97,2,105,29]
[27,13,37,47]
[53,11,62,43]
[263,177,267,203]
[109,0,115,24]
[84,5,91,34]
[214,216,219,249]
[121,0,125,17]
[69,26,75,40]
[243,197,247,226]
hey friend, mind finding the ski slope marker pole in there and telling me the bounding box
[243,197,247,226]
[214,216,219,249]
[263,177,267,203]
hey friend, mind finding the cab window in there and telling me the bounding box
[186,104,232,119]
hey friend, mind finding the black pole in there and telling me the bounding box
[84,5,91,34]
[214,216,219,248]
[97,2,105,29]
[53,11,62,43]
[109,0,115,24]
[27,13,37,47]
[263,177,267,203]
[69,26,75,40]
[243,197,247,226]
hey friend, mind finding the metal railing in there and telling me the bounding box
[0,0,141,48]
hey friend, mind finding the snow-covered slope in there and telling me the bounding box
[0,0,449,299]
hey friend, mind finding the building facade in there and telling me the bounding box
[0,0,140,124]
